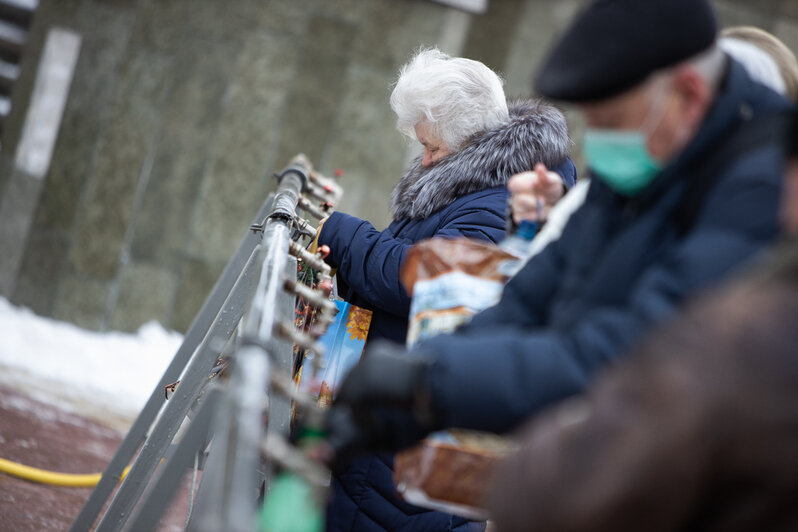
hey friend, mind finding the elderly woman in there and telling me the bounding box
[317,48,575,532]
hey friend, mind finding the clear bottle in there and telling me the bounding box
[497,220,539,278]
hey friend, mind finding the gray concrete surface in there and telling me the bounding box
[0,0,794,333]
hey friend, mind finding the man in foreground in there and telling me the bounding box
[487,110,798,531]
[325,0,793,460]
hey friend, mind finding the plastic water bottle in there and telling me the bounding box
[258,426,325,532]
[497,220,539,278]
[257,473,323,532]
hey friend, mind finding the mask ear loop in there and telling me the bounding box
[639,75,672,138]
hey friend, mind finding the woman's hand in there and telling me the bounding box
[507,163,566,226]
[308,216,329,256]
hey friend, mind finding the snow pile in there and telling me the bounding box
[0,297,183,427]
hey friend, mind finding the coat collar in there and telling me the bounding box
[391,100,572,220]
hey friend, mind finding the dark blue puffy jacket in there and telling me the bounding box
[320,188,507,345]
[318,100,577,531]
[319,188,506,532]
[419,59,793,436]
[319,160,575,532]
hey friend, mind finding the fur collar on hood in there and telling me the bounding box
[391,100,571,220]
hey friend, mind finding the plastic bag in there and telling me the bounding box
[400,238,516,347]
[394,430,516,520]
[395,237,518,518]
[297,300,371,407]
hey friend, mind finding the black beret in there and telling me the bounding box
[535,0,717,102]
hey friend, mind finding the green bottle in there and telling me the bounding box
[258,473,323,532]
[258,426,326,532]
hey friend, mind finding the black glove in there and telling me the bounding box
[324,340,440,465]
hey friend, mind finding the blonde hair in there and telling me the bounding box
[722,26,798,102]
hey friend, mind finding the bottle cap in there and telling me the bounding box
[516,220,539,240]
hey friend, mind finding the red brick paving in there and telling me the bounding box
[0,385,192,531]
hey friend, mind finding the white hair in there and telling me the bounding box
[647,44,726,95]
[719,37,787,96]
[389,48,509,151]
[683,44,727,88]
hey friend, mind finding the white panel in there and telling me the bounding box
[437,9,472,56]
[429,0,488,15]
[14,27,81,179]
[0,0,39,10]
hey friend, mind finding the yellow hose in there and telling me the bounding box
[0,457,130,487]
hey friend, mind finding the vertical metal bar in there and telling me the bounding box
[189,168,307,530]
[92,246,262,532]
[77,154,316,531]
[71,197,274,532]
[0,28,81,295]
[261,255,297,495]
[187,341,272,532]
[14,28,81,180]
[124,387,222,532]
[268,255,297,437]
[186,263,294,530]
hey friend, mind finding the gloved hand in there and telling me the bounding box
[323,340,440,466]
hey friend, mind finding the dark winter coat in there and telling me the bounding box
[419,58,793,435]
[318,100,575,532]
[488,242,798,532]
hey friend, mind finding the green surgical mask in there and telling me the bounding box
[582,129,663,196]
[583,80,670,196]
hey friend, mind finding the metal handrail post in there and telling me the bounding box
[70,196,274,532]
[93,247,263,532]
[124,386,222,532]
[187,160,308,531]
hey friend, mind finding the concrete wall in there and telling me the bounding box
[0,0,796,333]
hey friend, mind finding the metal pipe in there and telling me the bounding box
[72,195,276,532]
[260,432,330,488]
[275,321,324,355]
[269,368,318,411]
[293,216,317,238]
[309,169,343,205]
[297,196,328,220]
[288,240,331,274]
[188,158,309,530]
[81,154,337,531]
[88,205,272,532]
[284,278,337,315]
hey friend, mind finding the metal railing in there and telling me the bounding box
[71,154,340,532]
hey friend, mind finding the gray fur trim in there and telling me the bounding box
[391,99,571,220]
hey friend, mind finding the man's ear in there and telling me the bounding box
[671,66,713,128]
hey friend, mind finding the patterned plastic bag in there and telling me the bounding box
[396,237,518,519]
[401,237,515,347]
[297,300,372,407]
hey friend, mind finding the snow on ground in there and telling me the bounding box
[0,297,183,430]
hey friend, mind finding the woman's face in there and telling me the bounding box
[414,122,451,167]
